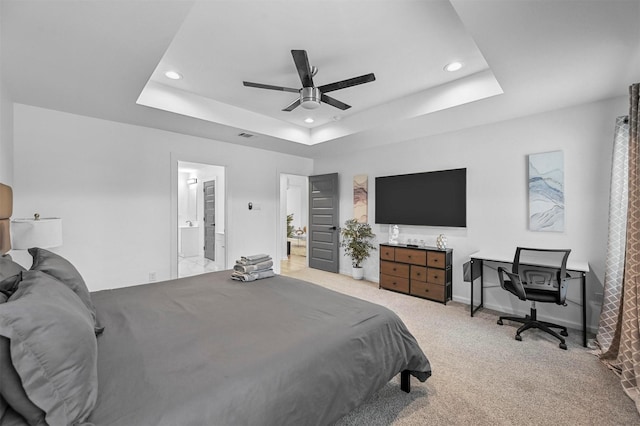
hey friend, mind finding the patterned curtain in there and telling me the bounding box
[596,116,629,352]
[600,83,640,412]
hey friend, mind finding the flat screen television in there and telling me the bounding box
[375,168,466,227]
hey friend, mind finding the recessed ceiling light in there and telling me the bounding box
[164,70,183,80]
[304,117,314,124]
[444,62,463,72]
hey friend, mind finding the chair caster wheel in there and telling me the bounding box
[497,319,503,325]
[559,343,567,350]
[515,335,522,341]
[561,330,568,337]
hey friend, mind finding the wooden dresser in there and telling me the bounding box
[379,243,452,304]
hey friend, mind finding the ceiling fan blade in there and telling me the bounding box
[291,50,314,88]
[282,98,301,112]
[321,94,351,110]
[243,81,299,93]
[318,73,376,94]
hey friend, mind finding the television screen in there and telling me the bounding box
[375,168,466,227]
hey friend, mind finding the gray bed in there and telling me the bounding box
[87,271,431,425]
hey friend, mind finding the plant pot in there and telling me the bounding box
[352,267,364,280]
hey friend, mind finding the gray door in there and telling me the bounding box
[308,173,339,273]
[203,180,215,261]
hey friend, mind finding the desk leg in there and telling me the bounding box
[581,272,587,348]
[470,259,484,317]
[470,260,475,317]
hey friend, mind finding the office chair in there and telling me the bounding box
[496,247,572,350]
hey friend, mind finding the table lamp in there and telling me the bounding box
[11,213,63,249]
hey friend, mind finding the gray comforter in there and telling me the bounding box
[88,271,431,425]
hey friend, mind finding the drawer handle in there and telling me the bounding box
[424,288,429,292]
[416,272,421,276]
[392,268,397,271]
[434,275,439,280]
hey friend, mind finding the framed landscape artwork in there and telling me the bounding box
[354,174,368,223]
[528,150,564,232]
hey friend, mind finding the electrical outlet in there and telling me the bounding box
[149,272,157,282]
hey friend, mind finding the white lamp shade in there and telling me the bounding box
[11,218,63,249]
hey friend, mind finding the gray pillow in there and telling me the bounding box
[0,337,46,425]
[0,270,98,426]
[0,273,21,299]
[0,254,26,281]
[28,248,103,334]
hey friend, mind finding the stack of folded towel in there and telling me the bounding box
[231,253,275,282]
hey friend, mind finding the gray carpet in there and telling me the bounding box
[282,267,639,426]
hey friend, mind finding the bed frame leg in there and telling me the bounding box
[401,370,410,393]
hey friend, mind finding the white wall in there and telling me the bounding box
[0,2,13,186]
[12,104,313,290]
[313,96,627,333]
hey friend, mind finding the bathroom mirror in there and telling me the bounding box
[186,181,197,223]
[178,173,198,225]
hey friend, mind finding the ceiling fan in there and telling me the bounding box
[243,50,376,112]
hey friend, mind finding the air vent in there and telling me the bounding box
[237,132,254,138]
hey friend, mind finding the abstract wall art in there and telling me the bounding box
[353,174,368,223]
[528,150,564,232]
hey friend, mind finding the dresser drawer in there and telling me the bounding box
[427,251,446,268]
[380,246,395,261]
[427,267,445,285]
[410,265,427,282]
[380,274,410,293]
[395,248,426,265]
[410,281,445,301]
[380,260,409,278]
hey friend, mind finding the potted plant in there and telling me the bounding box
[340,219,376,280]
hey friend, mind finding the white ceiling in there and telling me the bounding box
[2,0,639,158]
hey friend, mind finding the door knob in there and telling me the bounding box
[329,226,337,230]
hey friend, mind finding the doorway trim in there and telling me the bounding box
[170,152,227,279]
[278,172,309,271]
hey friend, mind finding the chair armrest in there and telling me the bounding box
[498,267,527,301]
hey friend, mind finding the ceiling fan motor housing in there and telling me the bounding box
[300,87,321,109]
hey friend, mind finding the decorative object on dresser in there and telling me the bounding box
[379,243,452,304]
[340,219,376,280]
[388,224,400,245]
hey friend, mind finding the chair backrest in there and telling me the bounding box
[512,247,571,303]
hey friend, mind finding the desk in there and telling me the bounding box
[468,251,589,347]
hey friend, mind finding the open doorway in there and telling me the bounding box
[177,161,226,278]
[280,173,308,273]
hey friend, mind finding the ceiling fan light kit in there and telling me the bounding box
[301,87,321,109]
[243,49,375,112]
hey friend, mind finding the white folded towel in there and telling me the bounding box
[242,253,270,262]
[231,268,275,282]
[233,260,273,273]
[236,254,272,265]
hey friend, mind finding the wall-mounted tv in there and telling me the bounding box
[375,168,467,227]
